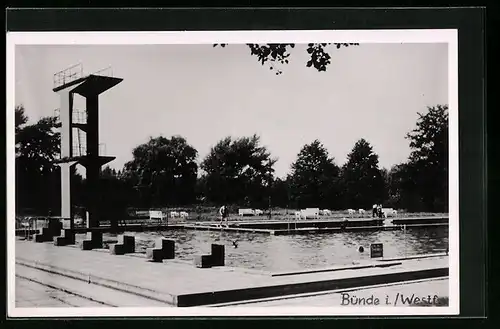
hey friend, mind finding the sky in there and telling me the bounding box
[14,43,448,179]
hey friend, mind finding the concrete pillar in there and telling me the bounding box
[85,95,100,228]
[58,90,73,159]
[86,95,99,158]
[56,90,75,223]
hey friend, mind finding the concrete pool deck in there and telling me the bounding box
[14,240,448,307]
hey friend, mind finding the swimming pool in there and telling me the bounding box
[76,226,448,272]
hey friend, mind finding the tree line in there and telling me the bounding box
[14,104,449,219]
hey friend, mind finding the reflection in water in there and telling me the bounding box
[78,226,448,272]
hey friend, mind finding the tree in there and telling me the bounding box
[122,135,198,207]
[341,138,386,209]
[385,163,421,211]
[96,166,134,231]
[15,105,89,216]
[288,140,341,209]
[200,134,276,207]
[16,115,60,166]
[101,166,118,178]
[214,43,358,75]
[269,177,290,209]
[15,105,29,156]
[15,110,61,214]
[15,105,28,134]
[405,104,449,211]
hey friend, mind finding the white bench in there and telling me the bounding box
[300,208,320,219]
[149,210,165,223]
[239,209,255,216]
[382,208,397,218]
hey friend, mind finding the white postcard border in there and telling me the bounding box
[6,29,459,317]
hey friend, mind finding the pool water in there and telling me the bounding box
[76,226,448,272]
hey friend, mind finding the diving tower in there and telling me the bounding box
[53,63,123,229]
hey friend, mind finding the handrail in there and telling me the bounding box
[53,63,84,89]
[93,66,113,77]
[53,64,114,89]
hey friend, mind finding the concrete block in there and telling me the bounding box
[63,229,75,244]
[146,248,164,262]
[39,226,60,239]
[156,238,175,259]
[53,236,70,246]
[117,235,127,244]
[109,244,125,255]
[118,235,135,253]
[41,228,52,237]
[194,255,212,268]
[47,220,62,237]
[33,234,46,243]
[80,240,94,250]
[211,244,225,266]
[91,232,103,248]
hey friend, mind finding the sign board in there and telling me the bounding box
[370,243,384,258]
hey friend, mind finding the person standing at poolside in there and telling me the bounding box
[377,204,383,218]
[219,204,229,227]
[372,204,377,218]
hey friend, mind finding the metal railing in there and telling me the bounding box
[93,66,113,77]
[72,109,87,124]
[53,64,114,89]
[71,127,86,157]
[16,217,43,240]
[69,142,106,157]
[53,63,84,89]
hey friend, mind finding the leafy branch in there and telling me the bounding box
[214,43,359,75]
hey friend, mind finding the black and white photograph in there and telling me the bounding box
[7,30,459,317]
